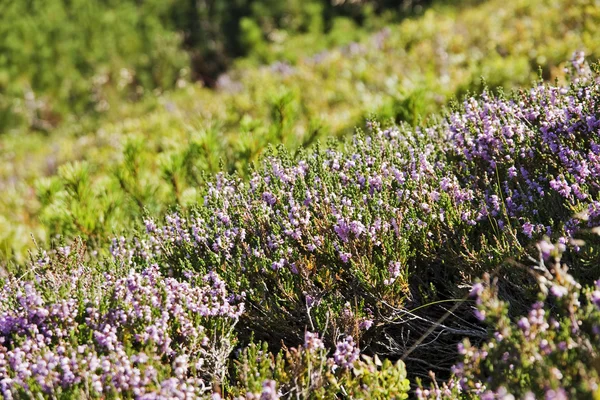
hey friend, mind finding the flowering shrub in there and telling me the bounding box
[445,54,600,243]
[0,257,243,398]
[417,234,600,399]
[0,249,409,398]
[105,60,600,378]
[2,50,600,397]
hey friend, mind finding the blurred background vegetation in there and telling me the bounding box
[1,0,599,263]
[0,0,434,132]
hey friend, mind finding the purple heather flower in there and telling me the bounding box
[522,222,534,238]
[440,177,452,191]
[474,309,486,321]
[339,252,352,263]
[304,332,324,351]
[591,291,600,308]
[359,319,374,330]
[334,219,351,242]
[480,391,495,400]
[549,176,572,198]
[350,220,366,237]
[545,388,568,400]
[538,240,555,260]
[333,336,360,369]
[259,380,280,400]
[388,261,402,280]
[470,282,484,298]
[517,317,531,331]
[557,341,568,351]
[271,259,285,271]
[262,192,277,206]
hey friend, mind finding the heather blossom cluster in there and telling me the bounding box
[445,65,600,240]
[0,261,243,398]
[332,336,360,370]
[231,331,409,399]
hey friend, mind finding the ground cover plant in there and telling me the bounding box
[2,53,600,397]
[1,0,599,263]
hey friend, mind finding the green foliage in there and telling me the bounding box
[0,0,391,133]
[374,89,427,127]
[0,0,189,131]
[231,341,410,399]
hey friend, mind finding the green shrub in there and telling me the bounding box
[230,339,409,399]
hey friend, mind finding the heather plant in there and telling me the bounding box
[102,61,600,380]
[0,244,412,398]
[417,233,600,399]
[0,56,599,400]
[2,3,600,396]
[0,247,243,398]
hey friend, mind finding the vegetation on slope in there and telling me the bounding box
[1,0,423,132]
[2,1,600,397]
[2,60,600,398]
[1,0,599,262]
